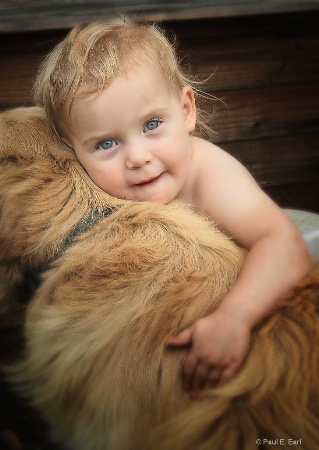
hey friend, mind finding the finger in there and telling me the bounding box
[189,364,212,398]
[218,364,238,386]
[203,367,223,390]
[169,327,193,347]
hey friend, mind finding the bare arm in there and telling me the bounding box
[171,139,311,397]
[196,140,311,325]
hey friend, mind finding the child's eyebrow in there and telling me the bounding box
[82,134,111,148]
[81,107,169,147]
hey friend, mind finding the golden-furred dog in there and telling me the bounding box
[0,107,319,450]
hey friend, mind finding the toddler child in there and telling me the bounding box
[34,18,311,399]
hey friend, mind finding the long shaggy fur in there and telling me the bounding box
[0,107,318,450]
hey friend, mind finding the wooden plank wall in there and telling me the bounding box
[171,12,319,211]
[1,0,319,31]
[0,10,319,215]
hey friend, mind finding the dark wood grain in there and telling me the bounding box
[175,19,319,91]
[1,0,319,33]
[207,83,319,141]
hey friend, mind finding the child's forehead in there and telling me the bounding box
[66,65,182,147]
[63,53,182,137]
[74,61,175,102]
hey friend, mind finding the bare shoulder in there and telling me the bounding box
[190,136,256,201]
[189,137,290,247]
[191,136,221,158]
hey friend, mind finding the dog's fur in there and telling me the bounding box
[0,107,319,450]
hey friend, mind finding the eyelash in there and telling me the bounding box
[143,118,162,132]
[96,139,118,151]
[96,118,163,151]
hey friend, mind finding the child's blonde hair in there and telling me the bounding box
[34,17,212,141]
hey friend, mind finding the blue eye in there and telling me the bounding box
[144,119,161,132]
[97,139,117,151]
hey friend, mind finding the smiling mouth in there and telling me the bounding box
[136,174,162,185]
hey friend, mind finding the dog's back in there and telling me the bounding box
[1,107,318,450]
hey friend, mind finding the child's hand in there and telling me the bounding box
[169,309,251,398]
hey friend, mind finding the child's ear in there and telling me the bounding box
[181,86,196,133]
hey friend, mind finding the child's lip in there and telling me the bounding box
[136,174,162,185]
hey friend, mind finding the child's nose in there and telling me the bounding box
[125,143,152,169]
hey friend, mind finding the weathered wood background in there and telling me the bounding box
[0,2,319,447]
[1,2,319,213]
